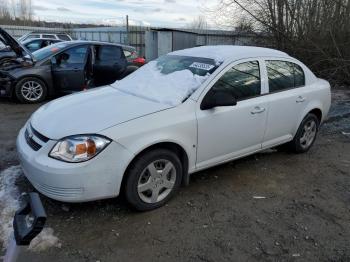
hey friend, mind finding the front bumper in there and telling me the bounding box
[16,126,134,202]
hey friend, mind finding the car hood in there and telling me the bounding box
[30,86,173,140]
[0,27,33,61]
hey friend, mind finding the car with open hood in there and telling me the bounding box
[16,45,331,211]
[0,28,136,103]
[0,38,63,63]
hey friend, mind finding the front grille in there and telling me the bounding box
[25,128,42,151]
[31,125,49,142]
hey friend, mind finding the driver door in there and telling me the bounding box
[196,59,269,170]
[51,45,89,92]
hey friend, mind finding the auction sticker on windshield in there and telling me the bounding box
[189,62,215,71]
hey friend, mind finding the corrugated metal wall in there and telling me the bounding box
[1,25,262,60]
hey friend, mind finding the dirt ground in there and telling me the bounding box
[0,90,349,262]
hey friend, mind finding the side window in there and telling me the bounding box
[211,61,261,101]
[294,63,305,87]
[97,46,122,62]
[54,45,88,67]
[42,34,56,39]
[266,60,305,93]
[25,40,42,51]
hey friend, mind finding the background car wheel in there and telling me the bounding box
[15,77,47,103]
[288,113,319,153]
[125,149,183,211]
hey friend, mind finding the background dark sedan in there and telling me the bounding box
[0,28,139,103]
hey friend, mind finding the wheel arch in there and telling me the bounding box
[308,108,322,124]
[14,74,54,97]
[120,141,190,195]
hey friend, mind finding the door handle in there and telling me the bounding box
[296,96,306,103]
[251,106,266,115]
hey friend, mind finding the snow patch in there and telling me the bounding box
[0,166,60,251]
[29,227,61,252]
[113,61,209,106]
[0,166,22,249]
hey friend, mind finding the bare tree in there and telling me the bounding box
[187,15,208,30]
[0,0,11,20]
[213,0,350,85]
[19,0,32,21]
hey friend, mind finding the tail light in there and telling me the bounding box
[132,57,146,65]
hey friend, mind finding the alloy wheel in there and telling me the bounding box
[137,159,176,204]
[299,119,317,150]
[21,81,43,102]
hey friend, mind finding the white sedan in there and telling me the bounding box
[17,46,331,211]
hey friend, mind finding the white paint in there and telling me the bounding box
[17,46,331,204]
[170,45,289,63]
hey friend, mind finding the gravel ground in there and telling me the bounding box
[0,89,349,262]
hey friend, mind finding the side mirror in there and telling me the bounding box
[201,89,237,110]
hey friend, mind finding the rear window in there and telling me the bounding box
[266,60,305,92]
[97,45,123,62]
[57,34,71,41]
[123,50,132,58]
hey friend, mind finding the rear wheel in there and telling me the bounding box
[288,113,319,153]
[15,77,47,103]
[125,149,182,211]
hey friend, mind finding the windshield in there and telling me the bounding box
[32,42,69,61]
[113,55,220,106]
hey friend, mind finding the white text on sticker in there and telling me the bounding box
[189,62,215,71]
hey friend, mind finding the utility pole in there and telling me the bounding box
[126,15,129,45]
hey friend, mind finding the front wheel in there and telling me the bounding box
[125,149,183,211]
[15,77,47,103]
[289,113,319,153]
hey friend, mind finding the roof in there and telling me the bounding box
[22,38,63,43]
[150,27,259,37]
[57,40,135,49]
[169,45,289,62]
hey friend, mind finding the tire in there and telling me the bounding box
[288,113,320,153]
[125,149,183,211]
[15,77,47,104]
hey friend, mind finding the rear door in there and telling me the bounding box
[262,59,308,148]
[51,45,89,92]
[93,45,127,86]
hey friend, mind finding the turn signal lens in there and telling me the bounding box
[49,135,111,163]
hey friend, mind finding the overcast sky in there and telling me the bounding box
[32,0,214,27]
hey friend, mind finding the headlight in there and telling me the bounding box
[49,135,111,163]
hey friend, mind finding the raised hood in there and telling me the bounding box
[0,27,33,61]
[30,86,172,140]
